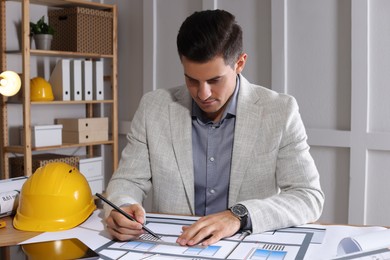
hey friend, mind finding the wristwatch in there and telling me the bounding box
[229,204,248,230]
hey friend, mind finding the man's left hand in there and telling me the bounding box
[176,210,240,246]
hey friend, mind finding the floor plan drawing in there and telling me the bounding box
[93,214,325,260]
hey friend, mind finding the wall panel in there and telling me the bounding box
[287,0,351,131]
[368,0,390,132]
[218,0,271,87]
[366,150,390,226]
[155,0,201,90]
[311,147,350,224]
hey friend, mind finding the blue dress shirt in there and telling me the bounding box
[191,77,239,216]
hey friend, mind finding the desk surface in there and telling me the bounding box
[0,216,41,247]
[2,212,390,259]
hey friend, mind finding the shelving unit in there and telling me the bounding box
[0,0,118,180]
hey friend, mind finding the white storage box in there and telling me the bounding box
[87,176,104,194]
[79,156,103,179]
[79,156,104,194]
[20,125,63,147]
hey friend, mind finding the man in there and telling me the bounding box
[104,9,324,247]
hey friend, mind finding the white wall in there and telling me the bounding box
[364,0,390,225]
[283,0,352,224]
[111,0,390,226]
[6,0,390,225]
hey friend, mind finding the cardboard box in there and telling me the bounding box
[56,118,108,144]
[48,7,113,54]
[62,131,108,143]
[56,118,108,132]
[20,125,63,147]
[79,156,103,179]
[9,153,80,177]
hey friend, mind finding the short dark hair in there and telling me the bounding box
[177,9,243,67]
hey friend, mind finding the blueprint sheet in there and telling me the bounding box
[21,210,326,260]
[94,213,324,259]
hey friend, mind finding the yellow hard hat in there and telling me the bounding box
[13,162,96,232]
[30,76,54,101]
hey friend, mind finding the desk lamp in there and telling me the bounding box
[0,70,21,96]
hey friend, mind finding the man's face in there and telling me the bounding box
[182,55,247,122]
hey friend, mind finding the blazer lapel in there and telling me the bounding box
[169,87,195,214]
[229,76,264,206]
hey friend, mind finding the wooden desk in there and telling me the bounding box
[0,216,41,247]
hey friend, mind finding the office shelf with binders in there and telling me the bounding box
[0,0,118,182]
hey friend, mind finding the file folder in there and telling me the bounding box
[49,59,71,101]
[70,59,82,101]
[93,60,104,100]
[82,60,93,100]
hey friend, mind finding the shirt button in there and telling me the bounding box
[209,189,215,194]
[209,157,215,162]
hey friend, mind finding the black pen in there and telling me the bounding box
[95,193,161,240]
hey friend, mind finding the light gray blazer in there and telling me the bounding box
[106,75,324,234]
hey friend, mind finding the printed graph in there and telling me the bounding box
[249,243,287,259]
[251,248,287,260]
[119,234,223,258]
[184,245,221,257]
[122,241,157,251]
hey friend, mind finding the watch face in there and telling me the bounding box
[232,204,247,217]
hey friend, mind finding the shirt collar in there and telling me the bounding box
[192,75,240,123]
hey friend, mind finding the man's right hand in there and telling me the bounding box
[105,203,146,241]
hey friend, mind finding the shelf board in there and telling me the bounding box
[31,100,114,105]
[5,140,114,153]
[7,0,114,9]
[6,49,113,59]
[6,100,114,105]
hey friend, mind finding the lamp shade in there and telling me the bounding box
[0,71,21,96]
